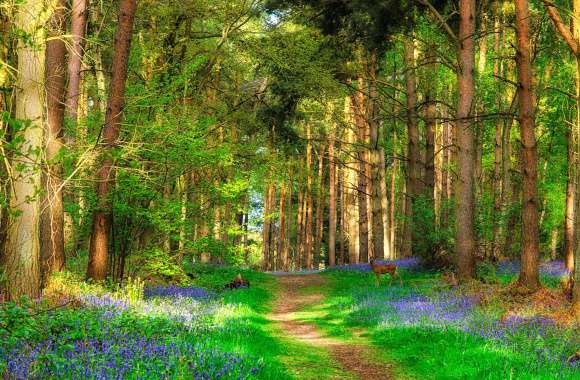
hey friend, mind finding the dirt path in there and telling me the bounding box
[270,274,393,380]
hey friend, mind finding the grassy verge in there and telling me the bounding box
[310,269,579,380]
[189,265,354,379]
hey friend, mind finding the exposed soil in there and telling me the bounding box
[270,274,393,380]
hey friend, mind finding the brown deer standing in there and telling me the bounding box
[370,259,402,287]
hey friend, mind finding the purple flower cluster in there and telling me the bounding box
[376,292,479,327]
[349,283,578,371]
[332,257,422,272]
[3,331,261,380]
[496,260,570,277]
[80,294,129,318]
[144,285,212,299]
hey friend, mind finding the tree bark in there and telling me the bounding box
[424,57,437,256]
[314,145,325,268]
[403,35,418,258]
[277,181,287,270]
[441,106,450,229]
[285,179,292,270]
[328,129,337,266]
[305,124,314,269]
[514,0,540,290]
[65,0,87,123]
[296,189,304,268]
[564,127,576,271]
[41,0,67,282]
[87,0,137,281]
[262,183,275,270]
[354,78,369,262]
[4,0,46,299]
[573,0,580,316]
[369,50,384,260]
[455,0,476,280]
[178,175,188,252]
[492,15,504,259]
[389,140,398,257]
[344,96,359,263]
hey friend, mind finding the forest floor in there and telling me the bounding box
[270,274,394,380]
[1,260,578,379]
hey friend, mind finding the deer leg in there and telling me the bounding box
[375,273,380,287]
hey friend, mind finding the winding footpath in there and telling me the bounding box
[269,274,394,380]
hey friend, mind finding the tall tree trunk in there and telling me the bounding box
[178,175,188,252]
[424,62,436,257]
[344,96,359,262]
[369,50,384,260]
[87,0,137,281]
[277,181,287,270]
[492,15,504,259]
[338,165,345,264]
[262,183,275,270]
[441,107,450,229]
[296,189,304,268]
[305,124,314,269]
[573,0,580,316]
[314,145,324,268]
[354,78,369,262]
[162,183,172,252]
[285,179,292,271]
[389,141,398,257]
[4,0,46,299]
[380,148,390,259]
[564,127,576,271]
[403,34,418,258]
[514,0,540,290]
[65,0,87,123]
[41,0,67,282]
[455,0,476,280]
[328,129,337,266]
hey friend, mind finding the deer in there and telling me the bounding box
[370,259,402,287]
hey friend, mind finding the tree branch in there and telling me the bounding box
[542,0,578,55]
[416,0,458,42]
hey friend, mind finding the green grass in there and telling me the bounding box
[189,265,354,379]
[309,269,579,380]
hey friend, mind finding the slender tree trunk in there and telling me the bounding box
[262,183,275,270]
[514,0,540,290]
[41,0,67,282]
[314,145,324,268]
[304,125,314,268]
[344,96,359,263]
[455,0,476,280]
[328,129,337,266]
[162,183,171,252]
[87,0,137,281]
[354,78,369,262]
[277,181,287,270]
[4,0,46,299]
[380,148,390,259]
[492,15,504,259]
[565,127,576,271]
[178,175,188,252]
[338,165,345,264]
[424,64,436,256]
[369,50,384,260]
[403,34,418,257]
[441,108,449,229]
[285,179,292,271]
[65,0,87,123]
[296,189,304,268]
[573,0,580,316]
[389,142,398,257]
